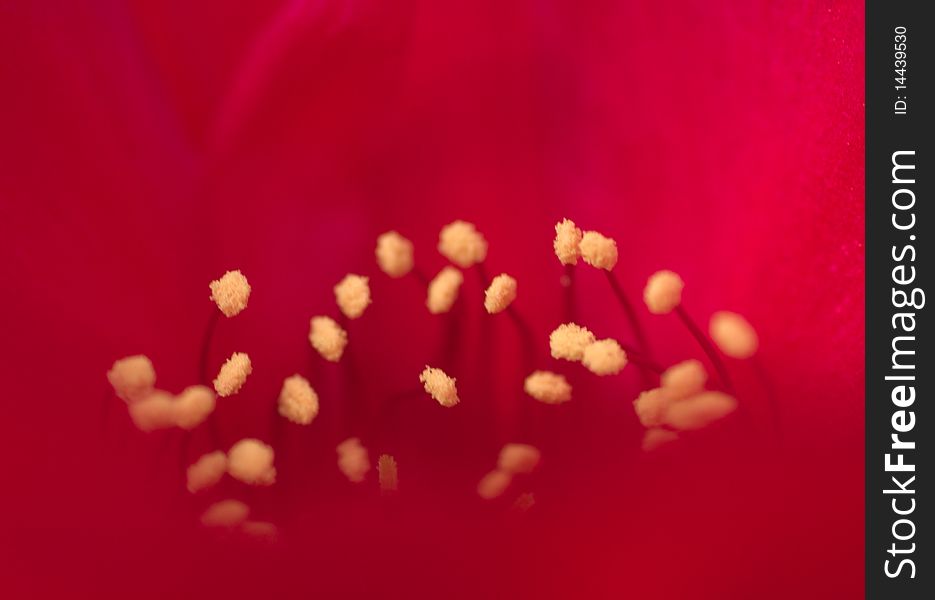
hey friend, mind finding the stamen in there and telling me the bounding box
[241,521,278,541]
[378,454,399,494]
[201,499,249,528]
[523,370,572,405]
[674,305,735,394]
[605,271,653,362]
[174,385,217,430]
[375,231,414,278]
[477,469,512,500]
[633,388,672,428]
[227,438,276,486]
[549,322,596,362]
[643,270,684,315]
[334,274,372,320]
[186,451,228,493]
[497,443,542,475]
[438,220,488,268]
[419,366,460,407]
[642,428,679,452]
[709,311,759,359]
[660,359,707,400]
[127,390,176,432]
[426,266,464,314]
[553,218,583,265]
[483,273,518,314]
[209,270,251,318]
[663,391,738,431]
[213,352,252,397]
[107,355,156,403]
[579,231,618,270]
[308,316,348,362]
[337,437,371,483]
[581,338,628,376]
[277,374,320,425]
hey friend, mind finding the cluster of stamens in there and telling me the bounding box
[106,216,767,535]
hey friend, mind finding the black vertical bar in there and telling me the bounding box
[867,2,932,598]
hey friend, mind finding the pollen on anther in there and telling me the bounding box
[549,323,596,362]
[227,438,276,486]
[484,273,517,314]
[497,443,541,475]
[213,352,252,397]
[660,359,707,400]
[334,274,372,319]
[209,270,251,317]
[337,437,370,483]
[427,266,464,314]
[644,270,684,315]
[278,374,319,425]
[201,499,249,528]
[438,220,488,268]
[107,355,156,403]
[709,311,759,359]
[187,451,228,493]
[309,316,348,362]
[579,231,618,270]
[553,218,583,265]
[642,428,679,451]
[378,454,398,493]
[174,385,216,429]
[420,366,460,407]
[376,231,415,278]
[477,469,512,500]
[523,370,572,404]
[663,391,738,430]
[582,339,628,375]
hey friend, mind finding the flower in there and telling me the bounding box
[497,443,541,475]
[579,231,618,270]
[375,231,414,278]
[642,428,679,452]
[209,270,251,318]
[213,352,252,397]
[174,385,216,430]
[426,266,463,314]
[378,454,398,493]
[553,218,583,265]
[643,270,684,315]
[663,391,738,431]
[334,274,372,319]
[227,438,276,486]
[336,437,370,483]
[549,323,596,362]
[308,316,348,362]
[200,500,249,528]
[106,355,156,403]
[186,451,228,493]
[438,220,487,268]
[277,374,319,425]
[523,371,572,404]
[483,273,517,314]
[710,311,759,359]
[419,366,459,407]
[660,359,707,400]
[477,469,512,500]
[581,339,628,375]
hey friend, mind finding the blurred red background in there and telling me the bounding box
[0,1,863,598]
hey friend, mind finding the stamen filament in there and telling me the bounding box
[674,305,735,395]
